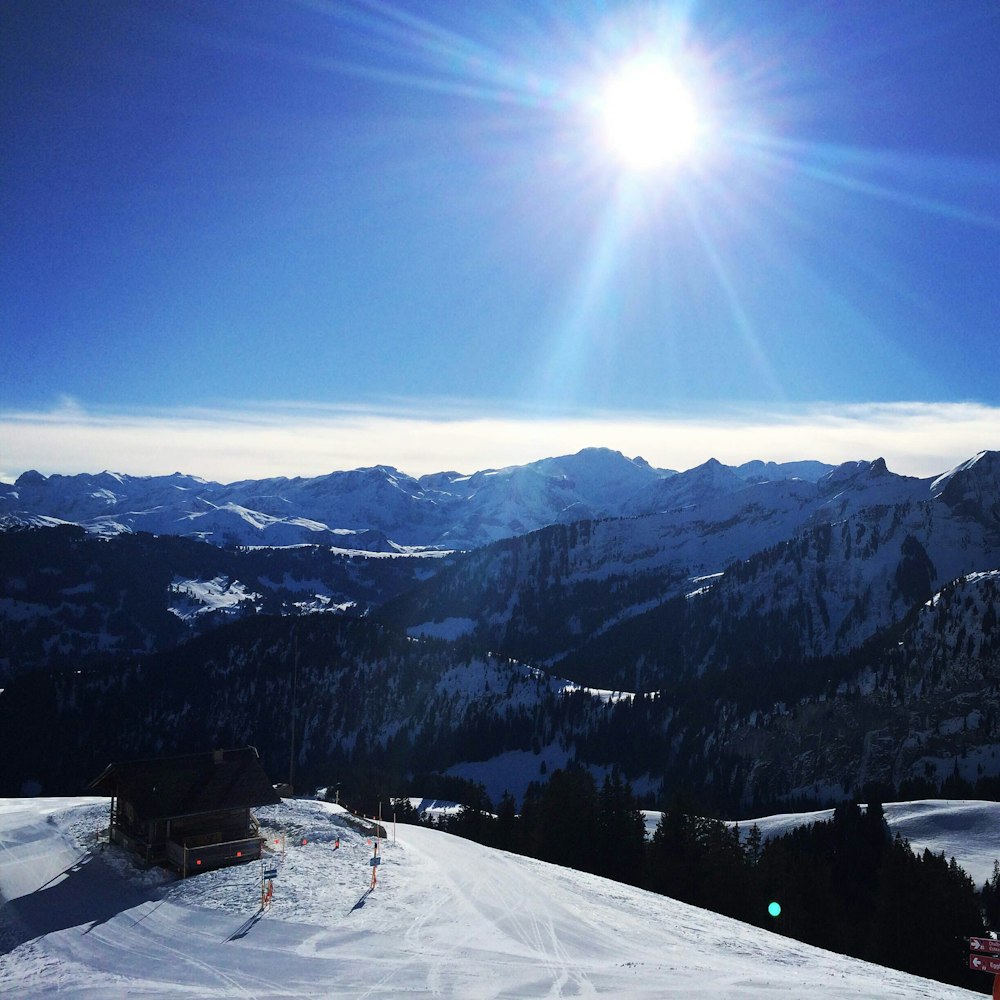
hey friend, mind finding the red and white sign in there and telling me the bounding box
[969,954,1000,974]
[970,937,1000,955]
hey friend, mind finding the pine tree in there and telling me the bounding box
[745,823,763,865]
[521,766,598,874]
[495,790,519,853]
[648,799,700,903]
[596,770,645,885]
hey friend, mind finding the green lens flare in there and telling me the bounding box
[768,901,782,918]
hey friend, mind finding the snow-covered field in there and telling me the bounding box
[732,799,1000,887]
[0,796,987,998]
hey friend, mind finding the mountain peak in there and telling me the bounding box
[687,458,742,484]
[15,470,47,487]
[931,450,1000,519]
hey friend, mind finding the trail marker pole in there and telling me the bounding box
[261,862,278,909]
[369,831,381,889]
[288,625,301,794]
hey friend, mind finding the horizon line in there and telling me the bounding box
[2,397,997,484]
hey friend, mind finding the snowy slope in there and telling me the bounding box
[737,799,1000,887]
[0,796,985,998]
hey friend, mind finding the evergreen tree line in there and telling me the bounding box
[384,769,994,994]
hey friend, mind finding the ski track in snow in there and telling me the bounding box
[0,797,986,998]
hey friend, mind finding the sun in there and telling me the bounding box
[598,57,701,171]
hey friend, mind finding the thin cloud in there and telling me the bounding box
[0,399,996,484]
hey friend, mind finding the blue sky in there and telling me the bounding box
[2,0,998,481]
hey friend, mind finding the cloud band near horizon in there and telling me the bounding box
[1,399,997,484]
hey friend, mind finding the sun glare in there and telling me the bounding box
[599,57,701,171]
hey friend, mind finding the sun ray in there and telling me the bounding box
[736,134,1000,231]
[531,183,650,409]
[290,0,563,108]
[676,191,783,399]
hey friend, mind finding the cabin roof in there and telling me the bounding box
[89,747,282,821]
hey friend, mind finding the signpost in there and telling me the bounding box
[261,863,278,910]
[966,937,1000,1000]
[370,837,381,889]
[970,955,1000,974]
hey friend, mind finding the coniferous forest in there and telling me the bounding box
[348,771,995,994]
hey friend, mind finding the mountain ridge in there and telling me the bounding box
[2,447,840,551]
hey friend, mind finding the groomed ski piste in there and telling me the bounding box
[1,797,994,998]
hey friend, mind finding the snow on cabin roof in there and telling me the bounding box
[88,746,281,821]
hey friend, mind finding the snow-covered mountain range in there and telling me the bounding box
[2,448,838,550]
[378,451,1000,679]
[1,447,998,812]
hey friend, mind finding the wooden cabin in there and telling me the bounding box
[89,747,282,877]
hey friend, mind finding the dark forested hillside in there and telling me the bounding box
[3,567,1000,816]
[0,614,602,797]
[0,525,443,679]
